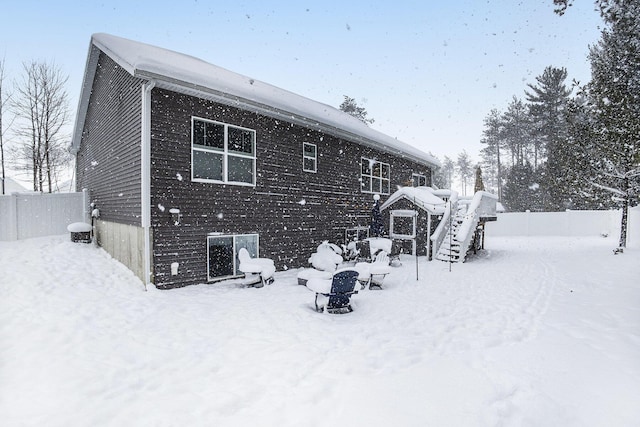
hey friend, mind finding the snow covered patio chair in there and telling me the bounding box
[354,250,392,290]
[306,269,360,314]
[308,241,344,272]
[238,248,276,288]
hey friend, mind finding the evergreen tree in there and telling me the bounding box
[440,156,455,189]
[502,97,532,167]
[474,165,485,193]
[582,0,640,249]
[369,196,384,237]
[456,150,473,196]
[339,95,375,126]
[502,162,542,212]
[479,109,505,200]
[525,66,571,168]
[525,66,572,210]
[560,96,610,209]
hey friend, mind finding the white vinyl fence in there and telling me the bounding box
[485,208,640,246]
[0,190,89,241]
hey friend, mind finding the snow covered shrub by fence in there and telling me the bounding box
[485,209,639,245]
[0,191,89,241]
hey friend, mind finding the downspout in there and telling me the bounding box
[141,79,156,291]
[426,211,432,261]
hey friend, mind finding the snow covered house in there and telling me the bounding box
[71,33,439,289]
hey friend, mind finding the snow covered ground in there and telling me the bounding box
[1,235,639,426]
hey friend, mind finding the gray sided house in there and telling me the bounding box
[72,33,440,289]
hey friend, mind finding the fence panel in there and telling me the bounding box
[485,210,622,238]
[0,191,88,241]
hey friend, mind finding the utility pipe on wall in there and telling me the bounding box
[141,79,156,291]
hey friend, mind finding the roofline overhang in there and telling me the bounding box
[71,39,440,170]
[70,44,101,154]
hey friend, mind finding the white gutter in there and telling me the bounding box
[141,79,156,290]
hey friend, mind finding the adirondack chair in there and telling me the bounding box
[237,248,276,287]
[306,269,360,313]
[354,250,392,290]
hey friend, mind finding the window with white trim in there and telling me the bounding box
[412,173,427,187]
[361,158,390,194]
[303,142,317,172]
[207,233,259,281]
[192,117,256,185]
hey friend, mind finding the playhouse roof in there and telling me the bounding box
[71,33,440,169]
[380,186,447,215]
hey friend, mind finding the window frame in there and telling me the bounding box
[345,226,369,244]
[361,157,391,195]
[302,142,317,173]
[412,173,427,187]
[191,117,257,186]
[389,210,417,239]
[206,233,260,281]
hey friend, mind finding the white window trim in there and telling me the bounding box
[191,117,257,186]
[345,226,369,244]
[361,157,391,195]
[390,210,417,239]
[302,142,317,173]
[206,233,260,281]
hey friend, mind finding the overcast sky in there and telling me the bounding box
[1,0,602,163]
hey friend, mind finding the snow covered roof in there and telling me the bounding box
[71,33,439,169]
[380,186,447,215]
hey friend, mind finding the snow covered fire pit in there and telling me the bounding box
[67,222,92,243]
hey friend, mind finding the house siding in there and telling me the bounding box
[75,53,143,225]
[149,88,433,288]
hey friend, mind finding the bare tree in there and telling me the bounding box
[0,58,7,195]
[12,60,70,192]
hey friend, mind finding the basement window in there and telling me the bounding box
[207,233,259,281]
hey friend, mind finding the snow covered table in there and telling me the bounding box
[297,268,332,286]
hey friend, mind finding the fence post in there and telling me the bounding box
[82,188,90,223]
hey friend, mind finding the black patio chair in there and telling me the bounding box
[307,269,360,314]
